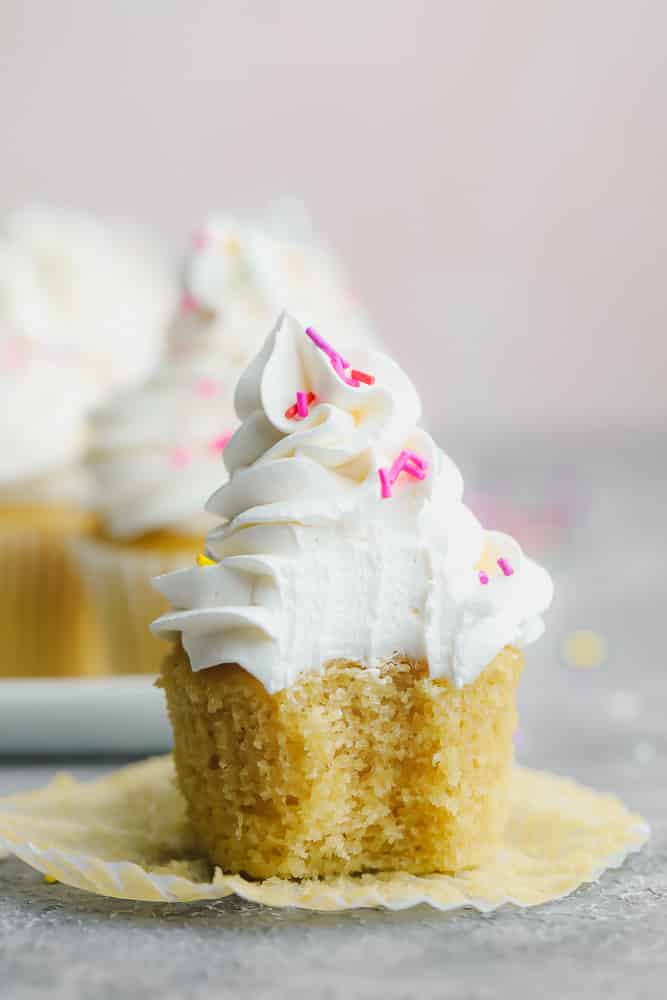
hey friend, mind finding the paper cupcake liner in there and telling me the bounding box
[0,756,649,912]
[0,507,104,678]
[73,536,199,675]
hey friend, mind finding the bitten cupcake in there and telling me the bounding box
[0,207,173,678]
[152,313,553,879]
[80,217,378,675]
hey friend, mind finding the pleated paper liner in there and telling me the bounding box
[0,756,648,912]
[73,533,201,675]
[0,504,105,678]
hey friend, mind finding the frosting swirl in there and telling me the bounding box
[152,313,553,691]
[90,216,377,539]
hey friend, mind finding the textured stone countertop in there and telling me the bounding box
[1,435,665,1000]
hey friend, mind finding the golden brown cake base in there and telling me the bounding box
[0,504,104,678]
[161,645,523,879]
[74,529,202,675]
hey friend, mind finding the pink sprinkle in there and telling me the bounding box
[169,447,191,469]
[378,468,392,499]
[388,450,428,485]
[192,226,209,250]
[296,391,309,418]
[350,369,375,385]
[403,458,428,481]
[403,450,427,470]
[389,451,408,483]
[331,355,360,386]
[479,571,489,585]
[305,326,350,370]
[196,378,220,399]
[497,557,514,577]
[1,338,28,371]
[180,291,199,314]
[208,433,232,454]
[285,391,316,420]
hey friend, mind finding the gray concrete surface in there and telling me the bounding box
[0,435,665,1000]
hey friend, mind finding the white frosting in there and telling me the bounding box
[184,215,376,368]
[152,313,553,692]
[90,216,377,539]
[0,333,97,503]
[0,207,175,496]
[89,321,237,538]
[0,207,174,388]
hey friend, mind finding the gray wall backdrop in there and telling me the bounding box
[1,0,665,434]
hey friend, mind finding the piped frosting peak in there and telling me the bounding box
[152,313,553,692]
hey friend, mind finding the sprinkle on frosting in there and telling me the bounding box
[196,377,220,398]
[305,326,375,388]
[285,391,317,420]
[192,227,209,251]
[296,391,309,418]
[498,558,515,577]
[196,553,216,566]
[208,433,232,454]
[1,336,30,372]
[180,291,199,314]
[379,450,428,498]
[305,326,349,368]
[378,467,392,499]
[350,369,375,385]
[169,447,192,469]
[479,571,489,585]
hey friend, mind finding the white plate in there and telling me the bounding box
[0,677,172,755]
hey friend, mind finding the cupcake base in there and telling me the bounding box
[161,645,523,879]
[0,504,103,678]
[74,530,203,675]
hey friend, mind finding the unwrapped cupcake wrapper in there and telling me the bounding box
[0,509,104,678]
[0,756,648,912]
[72,536,199,675]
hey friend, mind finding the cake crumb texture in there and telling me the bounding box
[161,645,523,878]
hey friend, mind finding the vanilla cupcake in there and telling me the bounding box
[153,314,553,879]
[79,217,378,675]
[0,207,173,678]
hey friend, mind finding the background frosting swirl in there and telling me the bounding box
[0,206,174,502]
[90,216,378,539]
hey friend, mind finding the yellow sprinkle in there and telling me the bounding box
[196,553,216,567]
[223,236,241,256]
[43,874,59,884]
[474,541,503,577]
[562,629,607,669]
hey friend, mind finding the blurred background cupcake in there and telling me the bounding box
[0,206,174,678]
[76,209,379,676]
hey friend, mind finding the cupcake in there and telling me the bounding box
[152,313,553,879]
[80,216,378,675]
[0,207,173,679]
